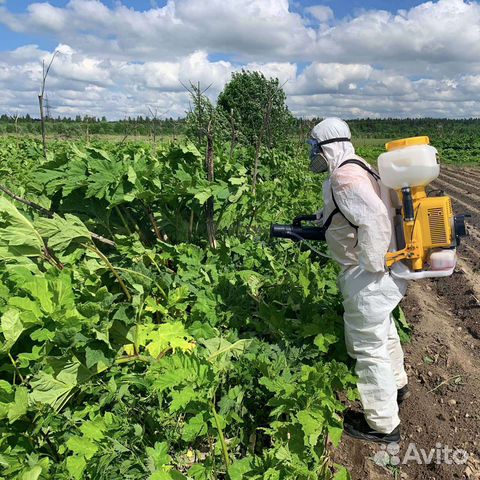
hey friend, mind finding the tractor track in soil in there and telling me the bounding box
[332,165,480,480]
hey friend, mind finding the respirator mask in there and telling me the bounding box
[307,138,328,174]
[307,136,352,174]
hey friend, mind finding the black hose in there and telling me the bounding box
[270,224,326,241]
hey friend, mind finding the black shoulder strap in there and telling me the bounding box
[323,159,380,231]
[338,159,381,181]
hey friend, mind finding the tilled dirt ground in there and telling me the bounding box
[332,165,480,480]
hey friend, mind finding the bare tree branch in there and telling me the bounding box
[147,106,169,149]
[229,108,236,161]
[205,120,217,249]
[38,51,60,158]
[182,82,217,247]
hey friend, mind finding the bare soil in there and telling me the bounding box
[332,165,480,480]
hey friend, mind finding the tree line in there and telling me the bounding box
[0,114,185,137]
[3,114,480,141]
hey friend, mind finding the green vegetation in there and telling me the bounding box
[0,135,356,480]
[217,70,293,148]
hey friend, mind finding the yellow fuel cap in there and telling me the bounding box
[385,136,430,151]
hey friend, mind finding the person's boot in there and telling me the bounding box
[397,385,411,406]
[343,410,400,444]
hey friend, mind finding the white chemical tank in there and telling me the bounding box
[429,249,457,271]
[378,136,440,190]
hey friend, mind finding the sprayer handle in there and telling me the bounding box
[292,214,317,227]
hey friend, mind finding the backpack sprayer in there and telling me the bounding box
[271,136,469,279]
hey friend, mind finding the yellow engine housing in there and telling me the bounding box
[386,187,455,271]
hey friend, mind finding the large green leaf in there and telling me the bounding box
[128,322,195,359]
[7,386,28,423]
[23,276,53,314]
[66,436,98,460]
[147,441,171,470]
[296,409,324,448]
[36,214,91,251]
[21,466,43,480]
[66,455,86,480]
[0,197,44,259]
[228,457,255,480]
[1,309,24,353]
[182,412,208,442]
[333,466,351,480]
[30,360,92,410]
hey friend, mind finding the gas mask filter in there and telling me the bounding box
[307,139,328,174]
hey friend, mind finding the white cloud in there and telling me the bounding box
[292,63,373,95]
[305,5,333,23]
[314,0,480,71]
[27,2,68,32]
[0,0,315,62]
[243,62,297,86]
[2,0,480,118]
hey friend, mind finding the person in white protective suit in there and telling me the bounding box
[309,117,410,443]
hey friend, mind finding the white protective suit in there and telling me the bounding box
[312,118,408,434]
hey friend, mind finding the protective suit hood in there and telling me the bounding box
[311,117,358,173]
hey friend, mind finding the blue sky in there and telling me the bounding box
[1,0,479,118]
